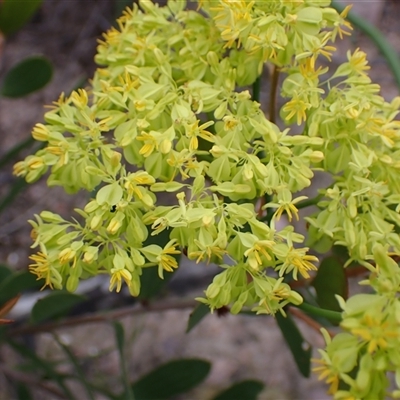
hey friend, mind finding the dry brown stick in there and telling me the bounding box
[8,298,198,336]
[0,363,66,399]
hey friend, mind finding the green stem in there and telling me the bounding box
[252,75,261,103]
[294,302,342,323]
[331,1,400,90]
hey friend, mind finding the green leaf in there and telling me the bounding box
[0,56,53,98]
[296,7,323,24]
[138,264,174,300]
[0,264,13,284]
[312,256,347,312]
[0,0,42,36]
[276,312,311,377]
[186,303,210,333]
[0,270,41,305]
[96,182,123,206]
[212,380,264,400]
[30,292,85,324]
[131,359,211,400]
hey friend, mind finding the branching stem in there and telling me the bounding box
[8,299,198,336]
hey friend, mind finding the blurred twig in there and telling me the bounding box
[9,298,198,336]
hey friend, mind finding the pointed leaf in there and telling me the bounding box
[186,303,210,333]
[131,359,211,400]
[276,312,311,377]
[312,256,347,312]
[0,0,42,36]
[0,56,53,98]
[0,264,12,284]
[30,292,85,324]
[213,380,264,400]
[0,270,41,305]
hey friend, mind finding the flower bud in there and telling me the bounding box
[32,123,50,141]
[309,151,324,163]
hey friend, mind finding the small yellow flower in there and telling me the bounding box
[313,357,340,395]
[58,248,76,265]
[109,268,132,293]
[29,252,54,289]
[26,156,45,170]
[348,48,370,76]
[299,59,328,82]
[70,88,89,108]
[32,123,51,141]
[268,194,308,222]
[282,95,310,126]
[278,247,318,280]
[136,132,158,157]
[189,240,226,264]
[346,314,399,354]
[107,217,123,234]
[13,161,27,177]
[184,120,214,151]
[244,240,274,270]
[336,5,353,40]
[157,240,180,278]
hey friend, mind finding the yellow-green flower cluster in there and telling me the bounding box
[14,1,400,396]
[314,245,400,399]
[304,48,400,262]
[16,0,332,313]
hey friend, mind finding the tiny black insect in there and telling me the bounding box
[110,205,117,213]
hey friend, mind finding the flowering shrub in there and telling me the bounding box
[14,0,400,398]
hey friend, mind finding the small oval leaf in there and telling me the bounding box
[0,0,42,36]
[30,292,85,324]
[213,380,265,400]
[131,359,211,400]
[0,56,53,98]
[96,182,123,206]
[0,271,41,305]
